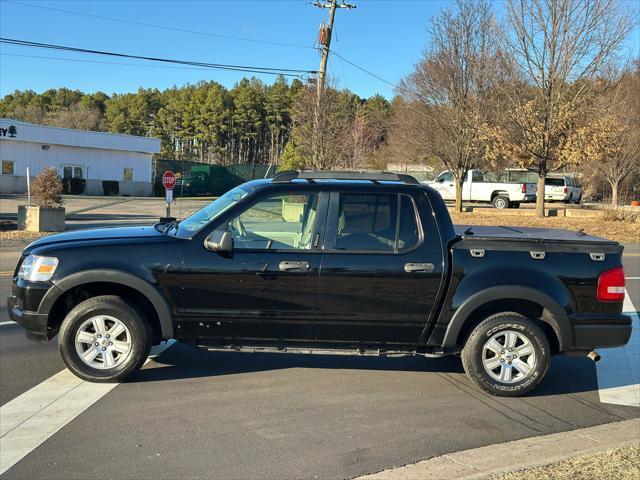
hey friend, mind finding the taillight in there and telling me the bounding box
[521,184,527,193]
[564,186,568,194]
[597,266,626,302]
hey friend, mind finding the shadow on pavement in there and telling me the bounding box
[128,342,602,398]
[128,342,464,383]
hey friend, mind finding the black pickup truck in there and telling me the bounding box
[8,171,631,396]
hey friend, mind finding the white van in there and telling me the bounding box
[545,175,582,203]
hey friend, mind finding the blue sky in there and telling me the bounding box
[0,0,638,100]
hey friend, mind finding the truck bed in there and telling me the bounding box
[454,225,621,252]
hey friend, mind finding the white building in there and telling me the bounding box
[0,119,160,196]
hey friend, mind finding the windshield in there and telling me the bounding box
[174,184,253,236]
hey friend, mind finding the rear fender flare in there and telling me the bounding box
[442,286,571,351]
[40,270,174,339]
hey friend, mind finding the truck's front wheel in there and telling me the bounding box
[58,295,152,383]
[461,312,550,396]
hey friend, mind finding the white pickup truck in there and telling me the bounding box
[426,170,537,209]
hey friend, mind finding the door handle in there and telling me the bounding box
[404,262,435,273]
[279,261,310,272]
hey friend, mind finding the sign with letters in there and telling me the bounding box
[0,125,17,138]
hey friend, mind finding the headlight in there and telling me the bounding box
[18,255,59,282]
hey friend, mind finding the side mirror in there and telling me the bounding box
[438,177,445,183]
[204,229,233,253]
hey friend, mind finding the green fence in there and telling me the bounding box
[152,160,274,196]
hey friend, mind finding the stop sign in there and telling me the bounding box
[162,171,176,190]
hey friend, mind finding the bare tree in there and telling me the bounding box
[572,64,640,205]
[345,102,389,170]
[400,0,500,211]
[287,83,351,170]
[497,0,634,217]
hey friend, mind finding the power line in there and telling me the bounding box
[1,52,235,72]
[0,37,318,77]
[331,51,402,91]
[2,0,313,50]
[332,51,430,103]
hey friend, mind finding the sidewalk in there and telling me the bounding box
[356,419,639,480]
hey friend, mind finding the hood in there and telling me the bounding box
[25,225,164,252]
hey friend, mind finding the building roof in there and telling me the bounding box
[0,119,160,154]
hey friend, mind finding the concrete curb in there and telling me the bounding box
[356,419,640,480]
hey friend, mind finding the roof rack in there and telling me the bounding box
[271,170,420,185]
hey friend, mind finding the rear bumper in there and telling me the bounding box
[545,194,568,201]
[568,313,632,351]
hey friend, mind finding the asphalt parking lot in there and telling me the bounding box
[0,213,638,479]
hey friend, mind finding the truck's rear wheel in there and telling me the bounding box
[461,312,550,396]
[58,295,152,383]
[492,195,509,209]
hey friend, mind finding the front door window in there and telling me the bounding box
[229,193,319,250]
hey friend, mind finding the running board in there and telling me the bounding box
[196,343,444,358]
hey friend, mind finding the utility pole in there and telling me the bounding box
[312,0,355,167]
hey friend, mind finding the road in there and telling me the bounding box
[0,240,638,479]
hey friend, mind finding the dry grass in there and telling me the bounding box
[490,444,640,480]
[450,211,640,243]
[0,230,50,242]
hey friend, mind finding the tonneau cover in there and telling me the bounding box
[454,225,620,251]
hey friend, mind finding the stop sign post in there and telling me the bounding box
[162,171,176,218]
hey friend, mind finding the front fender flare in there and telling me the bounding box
[40,269,174,339]
[442,285,571,351]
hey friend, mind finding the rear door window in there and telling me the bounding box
[331,193,421,252]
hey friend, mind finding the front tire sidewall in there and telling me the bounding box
[462,316,550,396]
[59,297,151,382]
[493,196,508,209]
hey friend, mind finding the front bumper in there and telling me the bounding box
[569,313,632,350]
[7,278,56,342]
[7,296,50,342]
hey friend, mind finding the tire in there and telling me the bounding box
[574,194,582,205]
[58,295,152,382]
[510,202,521,209]
[461,312,550,397]
[492,195,509,209]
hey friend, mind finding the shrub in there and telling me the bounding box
[62,177,86,195]
[31,167,63,208]
[601,208,638,223]
[102,180,119,196]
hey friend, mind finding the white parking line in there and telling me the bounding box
[0,339,175,475]
[596,291,640,407]
[626,276,640,280]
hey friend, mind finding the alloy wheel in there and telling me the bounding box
[74,315,132,369]
[481,330,536,384]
